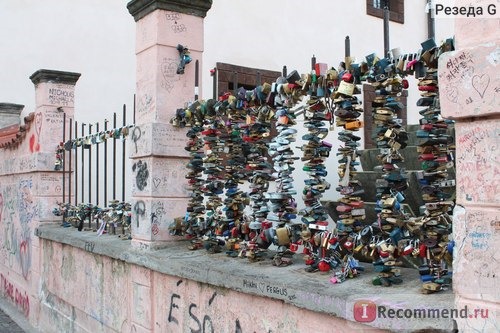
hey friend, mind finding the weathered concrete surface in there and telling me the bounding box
[36,224,456,332]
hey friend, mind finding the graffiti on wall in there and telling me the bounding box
[0,179,37,280]
[456,122,499,204]
[0,273,29,317]
[132,160,149,191]
[439,46,499,118]
[29,112,43,153]
[165,279,278,333]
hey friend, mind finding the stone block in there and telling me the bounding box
[128,122,190,158]
[135,9,204,53]
[131,197,187,242]
[130,156,190,197]
[455,295,499,332]
[453,205,500,303]
[455,120,499,205]
[135,46,202,125]
[131,282,152,329]
[131,265,152,287]
[102,256,130,330]
[34,82,77,109]
[439,44,500,119]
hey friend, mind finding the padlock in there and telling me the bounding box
[344,240,354,251]
[353,243,364,253]
[391,189,405,203]
[402,242,414,255]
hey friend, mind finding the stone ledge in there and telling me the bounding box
[127,0,213,21]
[36,224,455,332]
[29,69,81,85]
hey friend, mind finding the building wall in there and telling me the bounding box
[438,5,500,331]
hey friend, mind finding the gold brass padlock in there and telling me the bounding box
[353,243,364,253]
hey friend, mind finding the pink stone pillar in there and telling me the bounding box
[29,70,81,219]
[438,9,500,332]
[127,0,212,249]
[27,69,80,323]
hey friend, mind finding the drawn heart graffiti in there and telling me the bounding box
[29,112,43,152]
[472,74,490,98]
[34,112,42,136]
[153,177,161,188]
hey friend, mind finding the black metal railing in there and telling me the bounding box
[54,102,135,236]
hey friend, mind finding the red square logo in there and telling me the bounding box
[353,300,377,322]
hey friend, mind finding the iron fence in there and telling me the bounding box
[54,101,135,235]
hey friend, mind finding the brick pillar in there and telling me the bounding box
[0,103,23,128]
[127,0,212,249]
[438,10,500,331]
[23,69,79,324]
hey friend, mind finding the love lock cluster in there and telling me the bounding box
[53,200,132,238]
[168,38,456,293]
[54,125,134,170]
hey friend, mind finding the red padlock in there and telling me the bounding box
[344,240,354,251]
[402,243,414,256]
[419,244,427,258]
[318,261,330,272]
[342,72,353,83]
[379,250,390,258]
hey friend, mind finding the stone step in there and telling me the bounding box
[353,171,425,215]
[359,146,421,171]
[323,201,417,226]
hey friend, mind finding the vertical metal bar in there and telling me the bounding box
[88,124,93,228]
[75,121,78,205]
[383,2,390,58]
[113,113,117,200]
[256,71,261,86]
[345,36,350,58]
[88,124,92,204]
[122,105,126,202]
[427,0,435,39]
[104,120,108,207]
[345,36,351,70]
[96,123,100,207]
[311,55,316,71]
[69,119,72,205]
[194,60,199,101]
[96,122,100,231]
[81,123,86,203]
[282,66,287,77]
[212,67,217,99]
[62,112,66,205]
[112,113,117,235]
[233,71,238,95]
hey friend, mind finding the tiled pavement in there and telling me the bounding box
[0,307,25,333]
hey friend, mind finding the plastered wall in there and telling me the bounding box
[438,5,500,331]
